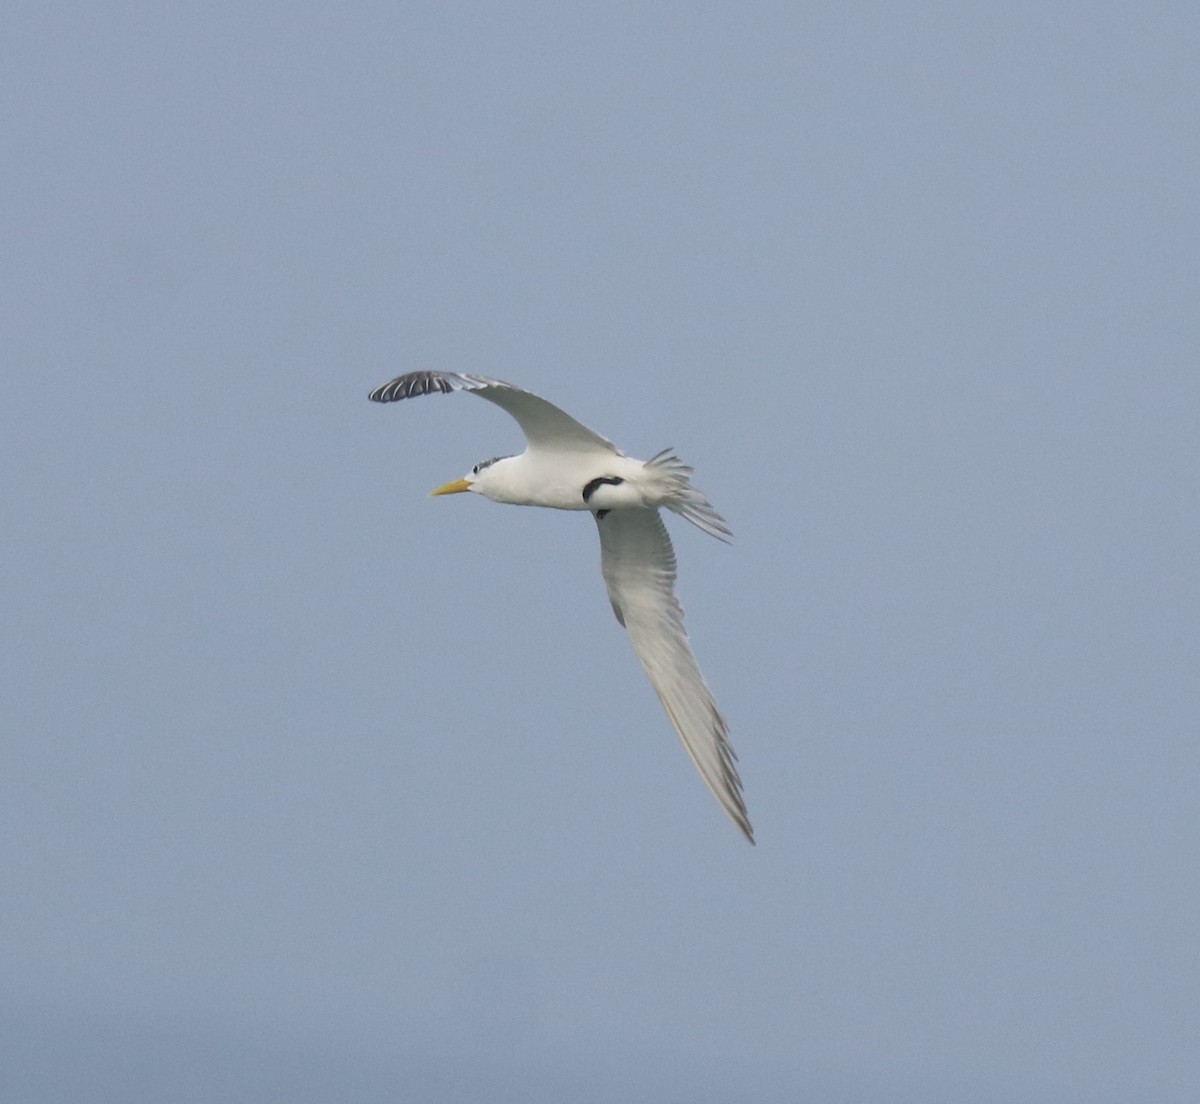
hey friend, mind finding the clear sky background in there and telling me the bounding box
[3,3,1197,1101]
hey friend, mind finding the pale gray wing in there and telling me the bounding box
[596,507,753,842]
[370,371,620,456]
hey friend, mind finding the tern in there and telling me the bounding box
[369,371,752,842]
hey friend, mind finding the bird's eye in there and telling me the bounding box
[471,456,503,476]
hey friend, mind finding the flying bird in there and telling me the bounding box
[369,371,752,843]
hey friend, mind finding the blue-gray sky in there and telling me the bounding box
[3,3,1198,1101]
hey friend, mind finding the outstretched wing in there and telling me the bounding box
[596,507,752,842]
[370,371,620,456]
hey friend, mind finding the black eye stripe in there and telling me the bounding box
[472,456,507,475]
[582,476,624,502]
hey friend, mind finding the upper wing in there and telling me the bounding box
[596,508,753,842]
[369,371,621,456]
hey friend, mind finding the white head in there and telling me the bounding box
[429,455,514,501]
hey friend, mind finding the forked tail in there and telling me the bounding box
[644,449,733,542]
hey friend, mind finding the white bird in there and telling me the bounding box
[369,371,752,843]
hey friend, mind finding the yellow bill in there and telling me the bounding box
[430,477,471,496]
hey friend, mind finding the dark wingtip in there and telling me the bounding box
[368,372,456,403]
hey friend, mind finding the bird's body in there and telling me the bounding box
[461,450,647,512]
[369,371,752,842]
